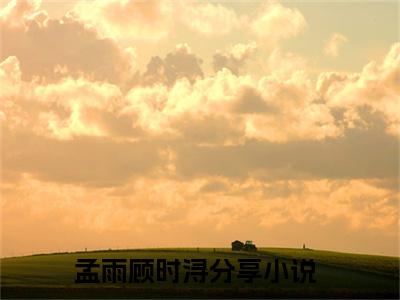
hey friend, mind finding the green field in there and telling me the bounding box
[1,248,399,298]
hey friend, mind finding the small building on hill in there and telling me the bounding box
[231,240,257,251]
[231,240,244,251]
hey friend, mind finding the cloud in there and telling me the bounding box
[0,55,21,96]
[72,0,173,40]
[213,42,257,74]
[1,0,398,259]
[173,121,397,181]
[2,175,398,256]
[255,179,399,231]
[138,43,203,86]
[71,0,241,39]
[2,52,396,191]
[71,0,306,42]
[0,56,141,140]
[232,86,276,114]
[324,33,348,57]
[2,41,398,188]
[171,114,245,146]
[0,0,41,27]
[250,1,306,43]
[264,47,308,80]
[318,42,400,137]
[0,47,338,146]
[0,1,136,83]
[2,127,163,187]
[178,1,241,36]
[124,67,341,143]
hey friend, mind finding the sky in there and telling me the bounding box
[0,0,399,257]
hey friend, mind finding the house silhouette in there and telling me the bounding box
[231,240,244,251]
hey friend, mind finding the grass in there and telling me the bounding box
[1,247,399,298]
[258,247,399,278]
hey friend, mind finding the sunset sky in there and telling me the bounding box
[0,0,399,257]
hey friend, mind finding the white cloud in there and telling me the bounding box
[71,0,241,40]
[264,47,308,80]
[319,42,400,137]
[124,66,341,143]
[324,33,348,57]
[0,47,339,145]
[178,1,241,36]
[3,41,398,145]
[71,0,306,42]
[250,1,307,43]
[213,42,257,74]
[0,1,137,83]
[71,0,174,40]
[0,0,41,27]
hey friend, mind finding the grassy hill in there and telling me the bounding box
[1,247,399,298]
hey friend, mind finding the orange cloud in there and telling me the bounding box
[2,175,398,256]
[1,0,398,259]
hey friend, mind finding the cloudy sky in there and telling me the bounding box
[0,0,399,257]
